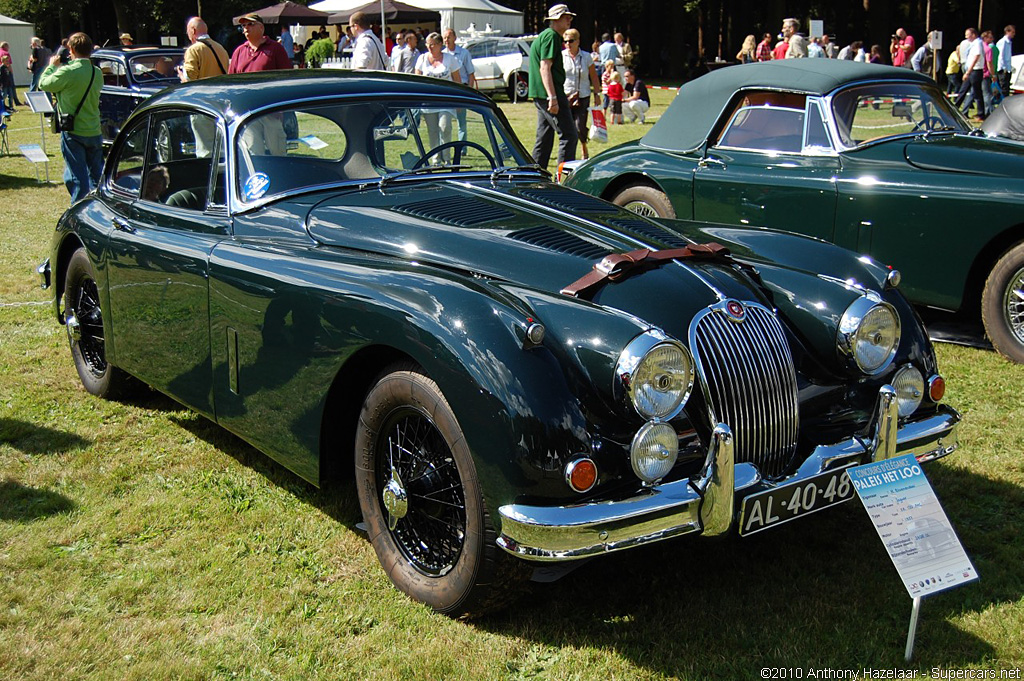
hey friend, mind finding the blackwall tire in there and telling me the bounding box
[63,248,133,398]
[981,241,1024,364]
[611,184,676,219]
[354,366,529,616]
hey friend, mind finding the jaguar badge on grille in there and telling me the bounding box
[724,299,746,321]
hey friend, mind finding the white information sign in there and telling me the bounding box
[25,91,54,114]
[809,20,824,39]
[849,454,977,598]
[19,144,49,163]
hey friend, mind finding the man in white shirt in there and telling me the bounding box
[349,11,388,70]
[996,25,1015,97]
[782,18,808,58]
[954,28,986,120]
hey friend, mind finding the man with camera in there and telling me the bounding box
[39,32,103,204]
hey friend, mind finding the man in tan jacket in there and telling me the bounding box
[177,17,229,157]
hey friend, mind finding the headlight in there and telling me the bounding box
[630,421,679,483]
[615,331,694,421]
[892,364,924,417]
[837,296,900,374]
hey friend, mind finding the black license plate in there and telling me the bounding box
[738,468,855,536]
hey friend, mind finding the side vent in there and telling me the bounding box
[608,217,693,249]
[392,196,515,227]
[517,187,620,214]
[507,226,611,259]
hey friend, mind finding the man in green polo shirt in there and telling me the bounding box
[528,4,578,170]
[39,32,103,203]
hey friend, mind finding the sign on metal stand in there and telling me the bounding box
[23,91,55,184]
[848,453,978,662]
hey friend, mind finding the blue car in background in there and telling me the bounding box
[91,46,184,145]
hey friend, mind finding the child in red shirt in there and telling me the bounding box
[607,71,624,124]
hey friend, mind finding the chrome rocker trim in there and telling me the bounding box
[496,385,961,561]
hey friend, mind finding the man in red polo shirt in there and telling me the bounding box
[229,13,292,73]
[230,13,292,157]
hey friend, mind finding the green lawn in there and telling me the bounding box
[1,84,1022,680]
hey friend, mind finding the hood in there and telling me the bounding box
[903,133,1024,176]
[305,180,771,333]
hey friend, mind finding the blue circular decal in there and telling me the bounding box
[242,173,271,201]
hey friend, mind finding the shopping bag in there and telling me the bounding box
[589,107,607,143]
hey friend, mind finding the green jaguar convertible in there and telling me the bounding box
[39,71,960,616]
[563,60,1024,363]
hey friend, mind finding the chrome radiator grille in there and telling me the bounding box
[690,302,799,479]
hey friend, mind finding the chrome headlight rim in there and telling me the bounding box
[614,330,694,422]
[837,296,901,375]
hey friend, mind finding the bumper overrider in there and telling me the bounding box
[497,385,960,561]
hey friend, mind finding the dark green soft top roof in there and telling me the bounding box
[641,60,934,154]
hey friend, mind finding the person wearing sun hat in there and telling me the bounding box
[528,3,578,171]
[229,12,292,74]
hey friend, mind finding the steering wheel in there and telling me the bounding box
[412,141,495,169]
[913,115,946,132]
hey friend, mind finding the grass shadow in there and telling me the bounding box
[0,417,91,455]
[475,465,1020,677]
[166,412,362,530]
[0,479,76,521]
[0,172,56,191]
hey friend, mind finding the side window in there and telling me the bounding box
[717,107,806,153]
[95,58,126,88]
[111,119,149,195]
[466,42,487,59]
[141,111,216,210]
[207,127,228,209]
[803,100,832,151]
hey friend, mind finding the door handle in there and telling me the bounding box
[112,217,135,233]
[697,157,727,170]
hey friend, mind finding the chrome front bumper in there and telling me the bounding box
[497,385,961,561]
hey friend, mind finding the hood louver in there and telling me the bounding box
[507,226,611,259]
[608,217,693,249]
[392,196,515,227]
[517,188,620,214]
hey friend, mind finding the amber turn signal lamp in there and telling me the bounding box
[928,375,945,402]
[565,458,598,493]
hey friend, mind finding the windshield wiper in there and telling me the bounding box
[378,164,472,189]
[490,164,549,183]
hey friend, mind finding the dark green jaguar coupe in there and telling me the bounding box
[39,71,960,616]
[563,60,1024,364]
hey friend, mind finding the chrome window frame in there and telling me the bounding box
[820,79,973,151]
[227,93,532,214]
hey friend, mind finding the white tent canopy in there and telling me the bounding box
[0,13,34,88]
[309,0,524,37]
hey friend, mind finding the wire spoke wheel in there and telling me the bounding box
[355,366,530,616]
[1002,265,1024,344]
[67,274,107,377]
[378,407,466,576]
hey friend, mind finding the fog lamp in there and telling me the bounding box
[630,421,678,484]
[892,364,924,418]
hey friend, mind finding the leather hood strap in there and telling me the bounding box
[560,242,733,299]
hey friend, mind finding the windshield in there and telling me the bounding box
[236,100,531,203]
[129,54,183,82]
[830,83,971,148]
